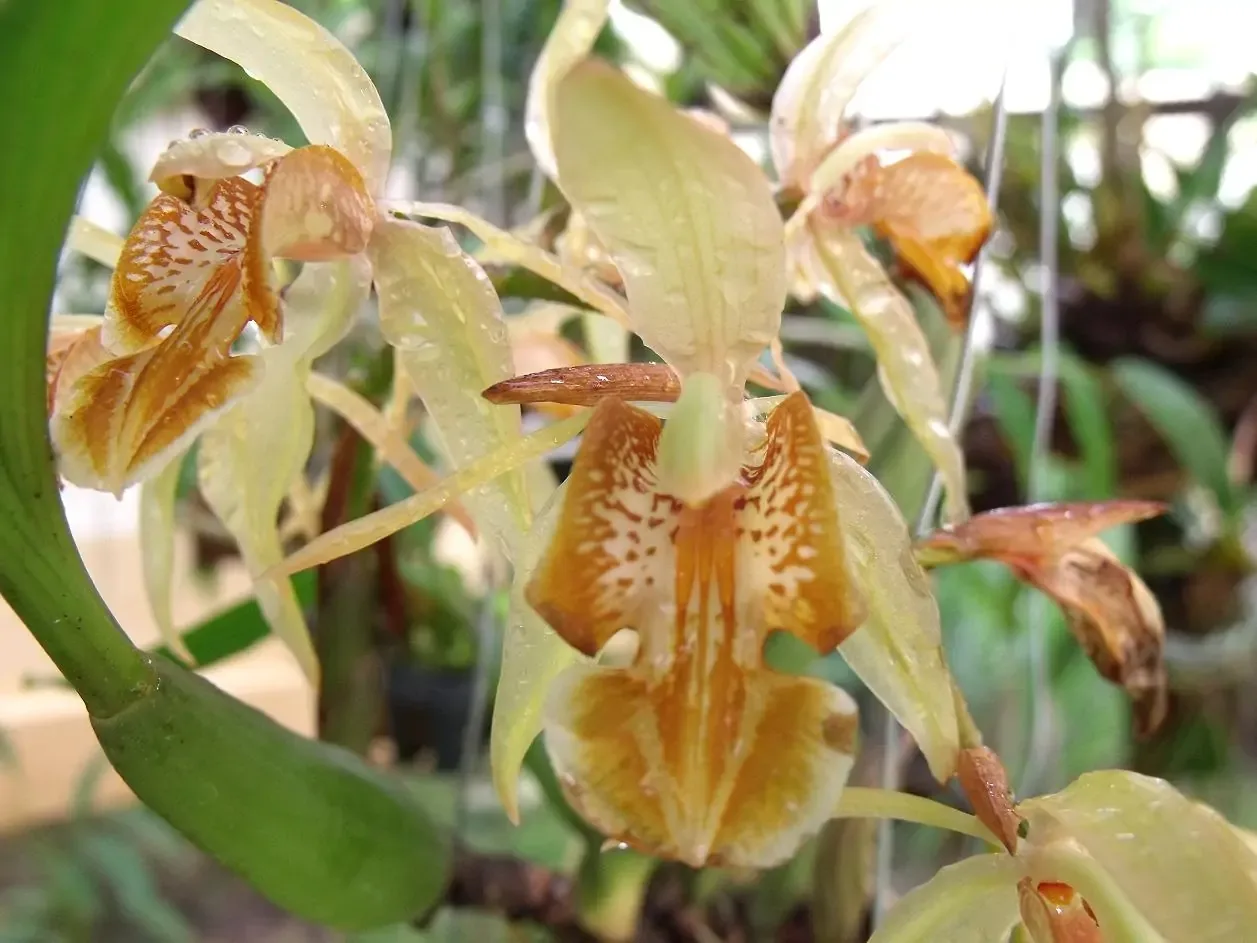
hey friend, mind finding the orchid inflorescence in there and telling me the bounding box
[45,0,1257,938]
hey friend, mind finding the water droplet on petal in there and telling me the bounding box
[227,124,250,135]
[188,127,211,139]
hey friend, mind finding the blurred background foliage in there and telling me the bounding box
[9,0,1257,939]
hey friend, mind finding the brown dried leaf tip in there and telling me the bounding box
[918,501,1170,736]
[957,746,1023,854]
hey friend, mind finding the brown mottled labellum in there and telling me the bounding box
[531,393,866,868]
[956,746,1022,853]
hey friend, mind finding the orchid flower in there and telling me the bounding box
[866,763,1257,942]
[772,0,995,524]
[44,0,533,681]
[917,500,1171,735]
[455,46,975,865]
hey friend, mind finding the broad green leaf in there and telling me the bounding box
[811,226,969,522]
[867,853,1021,942]
[199,260,371,682]
[176,0,392,192]
[138,453,189,662]
[551,60,787,385]
[1022,770,1257,941]
[1111,357,1239,515]
[830,450,960,781]
[370,217,532,562]
[524,0,610,179]
[150,570,317,667]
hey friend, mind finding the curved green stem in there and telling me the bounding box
[836,787,1000,847]
[0,0,190,716]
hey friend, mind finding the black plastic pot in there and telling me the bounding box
[386,660,487,771]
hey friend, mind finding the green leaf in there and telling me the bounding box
[1057,348,1117,498]
[149,570,317,668]
[76,831,194,943]
[1111,357,1240,515]
[985,371,1036,493]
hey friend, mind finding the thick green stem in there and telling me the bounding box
[575,844,657,942]
[0,0,187,717]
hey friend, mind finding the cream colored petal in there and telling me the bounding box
[265,413,589,579]
[491,483,587,822]
[830,449,960,781]
[176,0,392,192]
[769,0,926,188]
[809,224,969,522]
[524,0,611,179]
[1022,770,1257,941]
[867,853,1023,943]
[139,453,191,663]
[386,201,633,331]
[369,217,530,562]
[552,60,786,385]
[806,121,956,203]
[304,371,476,535]
[149,130,292,196]
[197,260,372,683]
[50,314,105,332]
[66,216,122,267]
